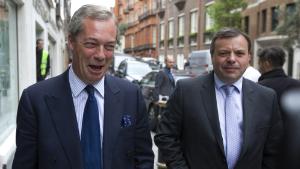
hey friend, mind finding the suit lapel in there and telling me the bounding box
[46,70,83,169]
[239,79,256,159]
[201,73,226,156]
[102,75,122,169]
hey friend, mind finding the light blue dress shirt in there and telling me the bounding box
[214,74,244,153]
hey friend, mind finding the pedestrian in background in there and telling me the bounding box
[258,46,300,107]
[36,38,50,81]
[12,4,154,169]
[153,55,175,103]
[155,28,283,169]
[257,46,300,169]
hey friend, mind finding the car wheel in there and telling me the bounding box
[148,105,158,132]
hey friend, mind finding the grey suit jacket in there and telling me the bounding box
[12,70,154,169]
[155,72,283,169]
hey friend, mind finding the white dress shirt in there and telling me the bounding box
[68,66,105,145]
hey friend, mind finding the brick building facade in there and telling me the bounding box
[115,0,300,77]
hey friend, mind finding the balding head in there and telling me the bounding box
[165,55,175,69]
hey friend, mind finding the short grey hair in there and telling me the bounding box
[68,4,116,38]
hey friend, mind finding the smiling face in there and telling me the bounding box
[212,35,251,84]
[68,18,117,84]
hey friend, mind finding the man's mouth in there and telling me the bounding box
[89,65,103,72]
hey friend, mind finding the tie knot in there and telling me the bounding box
[222,85,235,96]
[85,85,95,95]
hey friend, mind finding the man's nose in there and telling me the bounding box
[95,45,106,58]
[227,52,236,62]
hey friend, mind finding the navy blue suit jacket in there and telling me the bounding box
[12,70,154,169]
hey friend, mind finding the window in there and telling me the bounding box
[178,15,184,37]
[0,0,18,144]
[286,3,296,15]
[271,7,279,31]
[168,19,174,48]
[244,16,249,34]
[160,23,165,48]
[205,9,213,31]
[161,0,166,8]
[168,19,174,39]
[177,15,185,46]
[190,10,198,34]
[151,0,157,10]
[190,9,198,45]
[152,26,157,47]
[261,9,267,33]
[204,7,213,44]
[130,35,135,48]
[257,12,260,34]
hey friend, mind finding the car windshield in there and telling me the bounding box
[127,62,152,77]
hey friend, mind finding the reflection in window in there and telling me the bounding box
[0,0,18,144]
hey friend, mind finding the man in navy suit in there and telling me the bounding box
[12,4,154,169]
[155,28,283,169]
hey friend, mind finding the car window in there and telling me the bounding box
[118,62,126,73]
[141,72,157,85]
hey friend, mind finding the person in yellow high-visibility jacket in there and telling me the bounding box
[36,39,50,81]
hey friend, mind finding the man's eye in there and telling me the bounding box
[104,45,115,51]
[219,52,229,56]
[83,42,97,48]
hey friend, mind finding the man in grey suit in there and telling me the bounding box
[154,55,175,102]
[155,28,283,169]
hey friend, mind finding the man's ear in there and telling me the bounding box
[68,34,74,51]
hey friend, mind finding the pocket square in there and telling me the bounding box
[121,115,133,128]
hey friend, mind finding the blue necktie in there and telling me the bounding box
[165,68,175,86]
[81,85,102,169]
[223,85,242,169]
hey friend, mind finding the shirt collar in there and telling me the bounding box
[214,73,243,93]
[69,66,105,98]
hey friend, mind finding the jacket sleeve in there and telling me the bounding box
[134,88,155,169]
[262,92,284,169]
[154,81,189,169]
[12,89,38,169]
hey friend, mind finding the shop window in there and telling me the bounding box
[0,0,18,143]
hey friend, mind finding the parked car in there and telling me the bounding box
[110,52,136,74]
[186,49,213,76]
[136,57,161,70]
[115,60,153,82]
[139,69,193,131]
